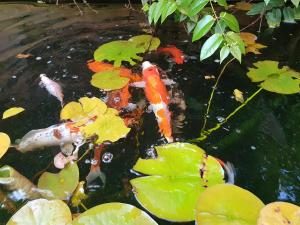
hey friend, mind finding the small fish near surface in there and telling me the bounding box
[157,45,185,64]
[142,61,173,142]
[14,122,84,153]
[39,74,64,107]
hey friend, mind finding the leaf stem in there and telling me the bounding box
[80,202,88,211]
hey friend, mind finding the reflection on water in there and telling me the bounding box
[0,2,300,224]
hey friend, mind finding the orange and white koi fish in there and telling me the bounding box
[215,157,236,184]
[15,122,84,153]
[39,74,64,107]
[142,61,173,142]
[157,45,184,64]
[86,144,106,185]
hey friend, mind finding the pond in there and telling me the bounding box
[0,2,299,224]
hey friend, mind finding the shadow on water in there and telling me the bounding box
[0,2,299,224]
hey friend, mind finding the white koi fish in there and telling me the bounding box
[15,122,84,153]
[39,74,64,107]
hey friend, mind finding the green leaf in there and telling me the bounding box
[220,12,240,32]
[195,184,265,225]
[291,0,300,7]
[192,15,215,42]
[217,0,227,7]
[294,6,300,19]
[38,162,79,200]
[91,70,130,91]
[188,0,209,17]
[128,35,161,52]
[153,0,164,24]
[200,34,223,60]
[220,45,230,63]
[186,21,196,33]
[266,8,282,28]
[264,0,271,5]
[247,2,266,15]
[225,31,245,62]
[94,40,144,67]
[72,203,158,225]
[214,20,227,33]
[161,0,177,22]
[7,199,72,225]
[283,7,296,23]
[148,2,156,24]
[247,60,300,94]
[130,142,225,222]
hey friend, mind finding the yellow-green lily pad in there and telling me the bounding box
[91,70,130,91]
[72,202,158,225]
[0,132,10,159]
[195,184,265,225]
[128,35,160,51]
[2,107,25,119]
[37,162,79,200]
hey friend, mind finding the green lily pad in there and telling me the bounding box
[130,142,225,222]
[91,70,130,91]
[247,60,300,94]
[128,35,160,51]
[94,40,144,67]
[38,162,79,200]
[72,202,158,225]
[195,184,265,225]
[7,199,72,225]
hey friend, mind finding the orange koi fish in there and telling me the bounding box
[86,144,106,185]
[142,61,173,142]
[157,45,184,64]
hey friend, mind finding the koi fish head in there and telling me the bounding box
[142,61,159,80]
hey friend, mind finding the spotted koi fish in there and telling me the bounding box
[39,74,64,107]
[142,61,173,142]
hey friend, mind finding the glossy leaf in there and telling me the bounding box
[188,0,209,17]
[257,202,300,225]
[217,0,227,7]
[247,2,266,15]
[94,40,144,67]
[225,31,245,62]
[0,133,10,159]
[200,34,223,61]
[192,15,215,42]
[283,7,296,23]
[220,45,230,63]
[195,184,265,225]
[131,143,224,222]
[38,162,79,200]
[72,202,158,225]
[291,0,300,7]
[247,60,300,94]
[266,8,282,28]
[161,1,177,22]
[220,12,240,32]
[91,70,130,91]
[2,107,25,119]
[128,35,160,51]
[7,199,72,225]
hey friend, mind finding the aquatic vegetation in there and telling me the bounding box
[233,89,244,103]
[37,162,79,200]
[128,35,160,52]
[71,181,87,207]
[195,184,265,225]
[91,70,130,91]
[72,202,158,225]
[6,199,72,225]
[240,32,267,55]
[2,107,25,119]
[130,143,225,221]
[0,133,10,159]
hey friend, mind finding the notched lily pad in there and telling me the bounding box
[91,70,130,91]
[37,162,79,200]
[72,202,158,225]
[247,61,300,94]
[130,142,225,222]
[128,35,160,51]
[94,40,144,67]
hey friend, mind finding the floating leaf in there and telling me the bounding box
[91,70,130,91]
[72,202,158,225]
[38,162,79,200]
[233,89,244,103]
[128,35,160,51]
[240,32,267,54]
[7,199,72,225]
[0,165,41,200]
[2,107,25,119]
[130,142,224,222]
[195,184,265,225]
[15,53,33,59]
[247,61,300,94]
[60,102,83,121]
[235,2,253,11]
[257,202,300,225]
[0,133,10,159]
[94,40,144,67]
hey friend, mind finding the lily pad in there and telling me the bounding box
[94,40,144,67]
[60,102,83,121]
[195,184,265,225]
[257,202,300,225]
[91,70,130,91]
[130,142,224,222]
[2,107,25,119]
[7,199,72,225]
[72,202,158,225]
[247,61,300,94]
[0,133,10,159]
[128,35,160,51]
[38,162,79,200]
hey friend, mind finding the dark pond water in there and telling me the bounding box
[0,2,299,224]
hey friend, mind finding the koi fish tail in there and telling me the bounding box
[223,162,235,184]
[155,105,173,143]
[86,167,106,186]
